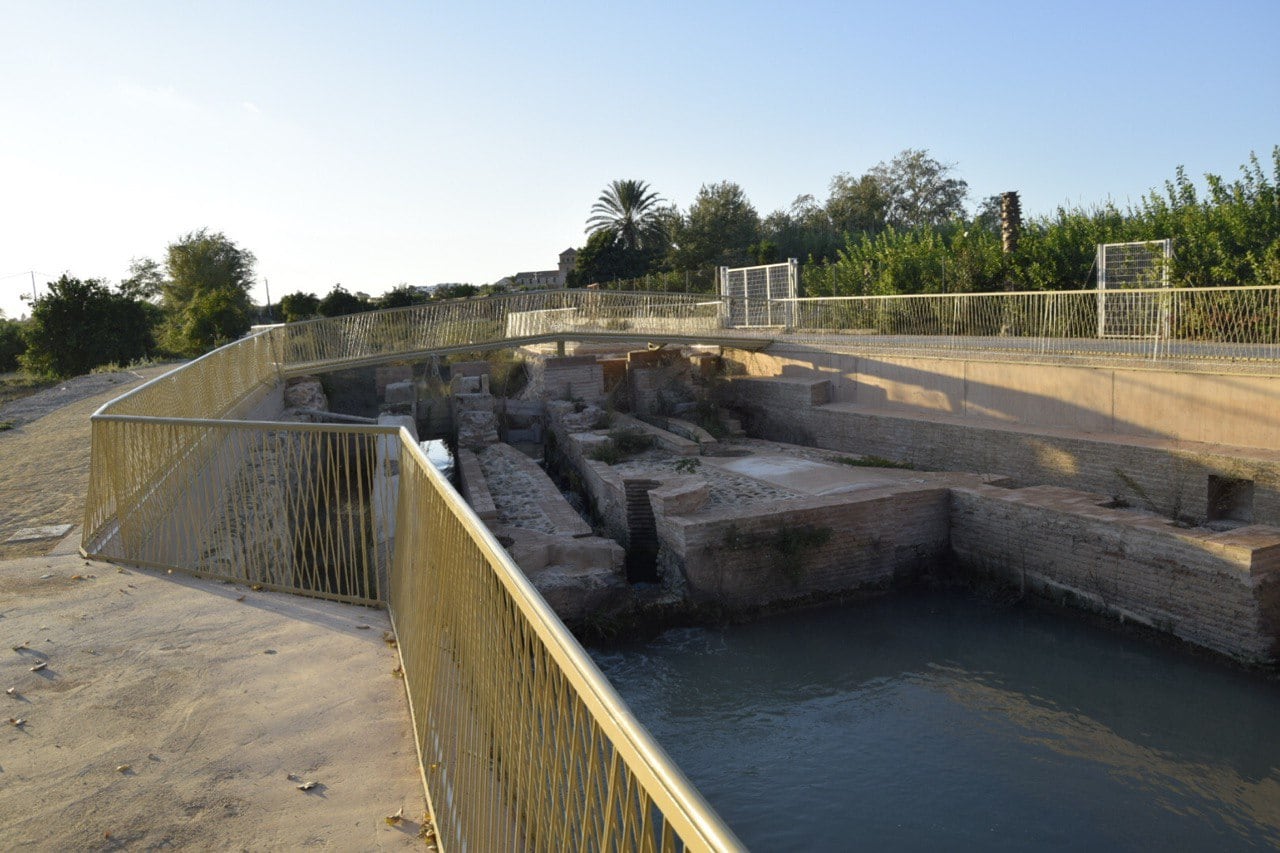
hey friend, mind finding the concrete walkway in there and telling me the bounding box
[0,372,427,849]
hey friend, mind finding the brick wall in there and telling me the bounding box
[657,489,951,608]
[951,484,1280,662]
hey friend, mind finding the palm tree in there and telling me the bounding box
[585,179,667,251]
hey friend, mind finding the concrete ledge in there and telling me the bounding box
[456,448,499,522]
[612,414,699,457]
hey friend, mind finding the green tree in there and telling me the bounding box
[670,181,761,270]
[20,276,154,378]
[0,318,26,372]
[433,283,479,300]
[376,284,427,310]
[826,172,889,236]
[586,179,668,252]
[568,228,657,286]
[868,149,969,230]
[278,291,321,322]
[762,194,841,264]
[318,284,372,316]
[162,229,256,355]
[119,257,166,302]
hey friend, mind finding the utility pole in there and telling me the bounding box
[263,278,273,321]
[30,271,37,302]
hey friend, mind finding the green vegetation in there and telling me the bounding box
[21,276,156,378]
[832,454,915,470]
[0,318,27,372]
[673,457,701,474]
[569,147,1280,296]
[587,428,655,464]
[161,229,256,355]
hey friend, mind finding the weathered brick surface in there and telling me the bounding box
[950,484,1280,662]
[455,448,498,521]
[659,488,950,608]
[717,374,1280,661]
[543,359,604,401]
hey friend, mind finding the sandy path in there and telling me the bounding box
[0,554,425,850]
[0,371,429,848]
[0,367,173,559]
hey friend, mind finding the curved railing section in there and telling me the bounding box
[79,283,1280,851]
[82,291,751,851]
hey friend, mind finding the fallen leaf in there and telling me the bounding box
[116,764,131,773]
[8,717,26,727]
[235,595,246,602]
[11,642,27,651]
[391,666,404,679]
[296,780,318,791]
[5,687,15,695]
[385,806,404,826]
[39,574,51,579]
[250,584,263,591]
[30,661,47,672]
[356,624,371,630]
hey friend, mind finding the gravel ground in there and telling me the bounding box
[0,369,166,429]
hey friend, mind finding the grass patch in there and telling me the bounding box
[587,428,656,465]
[0,420,14,431]
[0,373,57,407]
[832,454,914,470]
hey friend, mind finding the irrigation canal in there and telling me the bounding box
[593,587,1280,851]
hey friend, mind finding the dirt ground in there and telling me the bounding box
[0,368,173,559]
[0,371,428,849]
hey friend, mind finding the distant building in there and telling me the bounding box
[508,247,580,290]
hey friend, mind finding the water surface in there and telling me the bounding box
[592,590,1280,851]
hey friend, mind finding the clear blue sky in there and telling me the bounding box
[3,0,1277,319]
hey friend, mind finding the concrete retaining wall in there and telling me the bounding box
[729,344,1280,451]
[722,379,1280,528]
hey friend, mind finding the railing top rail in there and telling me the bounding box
[784,284,1280,302]
[90,414,402,433]
[91,327,278,418]
[274,288,717,331]
[399,436,745,851]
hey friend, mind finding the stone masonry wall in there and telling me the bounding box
[950,484,1280,662]
[656,488,951,608]
[723,380,1280,528]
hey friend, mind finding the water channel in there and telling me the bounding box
[592,588,1280,851]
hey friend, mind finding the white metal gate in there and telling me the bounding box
[1096,239,1173,342]
[718,258,799,327]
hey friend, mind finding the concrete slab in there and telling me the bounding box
[702,453,925,496]
[0,554,425,850]
[5,523,74,543]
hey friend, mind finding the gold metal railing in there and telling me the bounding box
[392,436,740,850]
[779,285,1280,364]
[81,284,1280,850]
[82,295,747,851]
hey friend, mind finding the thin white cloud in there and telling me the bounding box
[242,101,262,114]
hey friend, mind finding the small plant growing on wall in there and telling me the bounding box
[832,454,914,470]
[608,428,655,455]
[587,429,654,465]
[673,457,701,474]
[720,521,833,583]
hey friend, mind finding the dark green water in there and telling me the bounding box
[591,590,1280,851]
